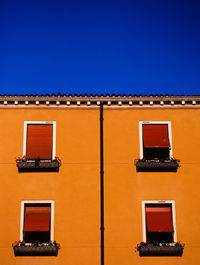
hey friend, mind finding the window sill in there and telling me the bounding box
[17,160,60,172]
[13,242,60,256]
[135,159,180,172]
[137,243,184,257]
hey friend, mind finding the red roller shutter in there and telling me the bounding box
[146,207,174,232]
[26,124,53,159]
[23,207,51,232]
[143,124,170,148]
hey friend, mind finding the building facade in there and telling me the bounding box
[0,94,199,265]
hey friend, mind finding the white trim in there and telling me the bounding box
[141,200,177,243]
[141,201,146,242]
[139,121,172,159]
[139,122,143,159]
[20,201,24,241]
[23,121,56,160]
[20,200,54,242]
[52,122,56,159]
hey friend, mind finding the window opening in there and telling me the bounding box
[145,203,174,244]
[23,203,51,243]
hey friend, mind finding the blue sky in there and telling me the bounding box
[0,0,200,95]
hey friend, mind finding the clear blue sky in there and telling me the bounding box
[0,0,200,95]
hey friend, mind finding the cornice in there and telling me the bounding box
[0,94,199,107]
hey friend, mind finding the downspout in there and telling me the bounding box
[100,103,104,265]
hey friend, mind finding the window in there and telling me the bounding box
[139,121,172,161]
[142,201,177,244]
[138,201,183,256]
[20,201,54,243]
[23,121,56,160]
[136,121,179,172]
[13,200,59,256]
[17,121,59,172]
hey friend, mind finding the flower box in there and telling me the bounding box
[137,242,184,257]
[12,241,60,256]
[16,158,61,172]
[135,159,180,172]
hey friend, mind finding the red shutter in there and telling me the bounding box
[143,124,170,148]
[26,124,53,159]
[146,207,174,232]
[23,207,51,232]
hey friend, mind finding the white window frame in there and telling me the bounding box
[20,200,55,242]
[23,121,56,160]
[139,121,173,159]
[141,200,177,243]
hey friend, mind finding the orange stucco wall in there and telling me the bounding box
[0,108,100,265]
[104,108,200,265]
[0,107,200,265]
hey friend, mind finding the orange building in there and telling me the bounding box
[0,94,200,265]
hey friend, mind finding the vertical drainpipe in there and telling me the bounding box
[100,102,104,265]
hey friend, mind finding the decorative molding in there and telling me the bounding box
[0,95,199,108]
